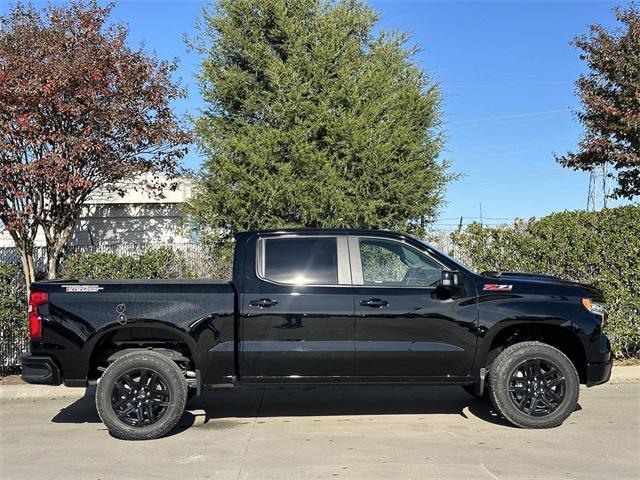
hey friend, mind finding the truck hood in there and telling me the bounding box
[480,271,604,300]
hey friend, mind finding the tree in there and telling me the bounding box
[0,1,190,286]
[557,4,640,199]
[189,0,450,248]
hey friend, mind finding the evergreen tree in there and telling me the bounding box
[190,0,450,245]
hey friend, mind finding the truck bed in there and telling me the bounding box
[28,278,236,386]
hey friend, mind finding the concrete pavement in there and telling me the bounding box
[1,382,638,480]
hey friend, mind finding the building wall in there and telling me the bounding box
[0,175,193,247]
[70,203,191,245]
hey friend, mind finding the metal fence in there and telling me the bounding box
[0,265,27,376]
[0,336,27,376]
[425,230,475,268]
[0,246,47,273]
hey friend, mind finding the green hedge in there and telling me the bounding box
[61,247,197,279]
[2,208,638,363]
[0,263,27,375]
[450,205,640,358]
[0,262,26,334]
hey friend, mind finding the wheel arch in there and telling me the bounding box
[478,320,588,383]
[84,322,200,380]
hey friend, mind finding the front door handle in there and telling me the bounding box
[360,298,389,308]
[249,298,278,308]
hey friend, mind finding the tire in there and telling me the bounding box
[96,350,188,440]
[489,341,579,429]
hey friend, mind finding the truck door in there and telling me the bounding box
[239,234,355,379]
[350,236,478,378]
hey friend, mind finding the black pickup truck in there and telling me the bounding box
[22,229,612,440]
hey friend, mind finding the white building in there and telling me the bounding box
[0,175,194,247]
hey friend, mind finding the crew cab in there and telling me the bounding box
[21,229,612,439]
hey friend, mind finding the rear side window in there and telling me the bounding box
[261,237,338,285]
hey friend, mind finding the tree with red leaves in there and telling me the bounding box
[0,1,190,286]
[557,4,640,200]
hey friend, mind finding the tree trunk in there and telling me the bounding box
[18,248,36,292]
[45,223,74,280]
[47,253,58,280]
[6,230,36,295]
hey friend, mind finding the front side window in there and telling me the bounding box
[262,237,338,285]
[359,238,442,287]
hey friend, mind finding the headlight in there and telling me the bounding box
[582,298,606,320]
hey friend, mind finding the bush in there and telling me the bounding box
[450,205,640,358]
[0,262,27,375]
[61,247,198,280]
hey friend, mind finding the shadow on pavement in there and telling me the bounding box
[52,384,519,434]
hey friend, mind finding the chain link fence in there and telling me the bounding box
[0,263,27,376]
[424,230,474,267]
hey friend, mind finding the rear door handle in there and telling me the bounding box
[360,298,389,308]
[249,298,278,308]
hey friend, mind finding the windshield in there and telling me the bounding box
[419,240,476,274]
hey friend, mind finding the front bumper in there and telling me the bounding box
[585,359,613,386]
[20,355,62,385]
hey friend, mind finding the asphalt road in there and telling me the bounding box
[1,383,638,480]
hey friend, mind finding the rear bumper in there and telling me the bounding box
[585,359,613,387]
[20,355,62,386]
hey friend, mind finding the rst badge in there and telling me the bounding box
[62,284,104,293]
[483,284,513,291]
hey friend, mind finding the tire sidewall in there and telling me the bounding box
[490,343,579,428]
[96,352,187,440]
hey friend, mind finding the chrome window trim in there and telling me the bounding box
[256,235,351,287]
[349,235,446,288]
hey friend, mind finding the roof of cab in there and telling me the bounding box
[237,228,410,238]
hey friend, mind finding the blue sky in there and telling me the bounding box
[9,0,633,228]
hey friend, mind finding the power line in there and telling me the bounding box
[444,80,573,88]
[452,148,555,160]
[449,136,576,153]
[435,216,517,221]
[447,171,573,189]
[449,109,570,125]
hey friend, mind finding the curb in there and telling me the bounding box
[609,365,640,384]
[0,384,89,401]
[1,366,639,401]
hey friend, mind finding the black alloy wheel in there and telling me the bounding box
[111,368,172,427]
[507,358,566,416]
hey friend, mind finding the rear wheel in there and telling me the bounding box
[96,350,188,440]
[489,341,579,429]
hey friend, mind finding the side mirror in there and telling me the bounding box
[441,270,460,288]
[435,270,462,301]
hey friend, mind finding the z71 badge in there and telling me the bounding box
[483,284,513,291]
[62,284,104,293]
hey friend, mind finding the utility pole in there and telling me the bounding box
[587,163,611,211]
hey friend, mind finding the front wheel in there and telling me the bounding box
[489,341,580,429]
[96,350,188,440]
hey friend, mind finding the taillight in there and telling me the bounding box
[28,290,48,340]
